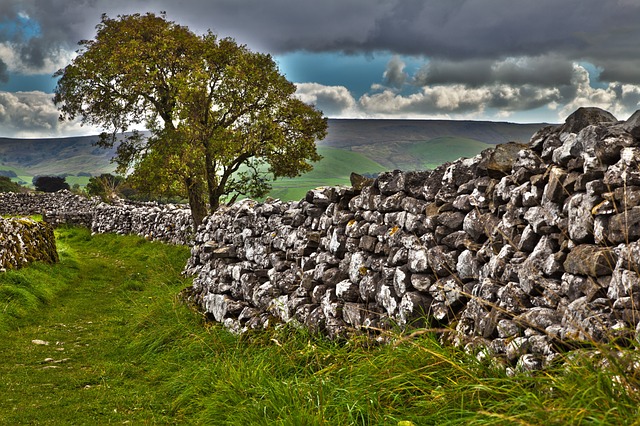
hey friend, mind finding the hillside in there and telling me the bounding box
[0,135,117,186]
[320,119,547,170]
[320,118,546,147]
[269,146,388,200]
[0,119,548,196]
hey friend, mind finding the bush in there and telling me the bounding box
[33,176,70,193]
[86,173,131,201]
[0,176,24,193]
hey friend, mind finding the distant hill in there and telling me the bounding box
[0,119,549,196]
[320,119,549,170]
[0,135,117,187]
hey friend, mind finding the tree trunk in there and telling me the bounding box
[185,176,208,231]
[206,169,221,213]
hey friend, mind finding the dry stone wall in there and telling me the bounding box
[0,217,58,271]
[0,190,97,227]
[186,107,640,371]
[91,202,193,245]
[0,191,194,245]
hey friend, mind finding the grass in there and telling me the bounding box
[1,227,640,424]
[348,136,493,171]
[407,136,493,170]
[263,147,388,201]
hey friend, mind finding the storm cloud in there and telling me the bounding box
[1,0,639,134]
[3,0,640,80]
[0,59,8,82]
[413,56,576,88]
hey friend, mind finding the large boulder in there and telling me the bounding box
[560,107,618,134]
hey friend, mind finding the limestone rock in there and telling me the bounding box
[478,142,528,178]
[350,172,374,190]
[620,109,640,140]
[563,245,617,277]
[607,207,640,244]
[560,107,617,134]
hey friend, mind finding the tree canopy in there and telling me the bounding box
[54,13,327,227]
[33,176,70,193]
[0,176,24,193]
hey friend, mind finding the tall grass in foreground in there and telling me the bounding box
[1,226,640,424]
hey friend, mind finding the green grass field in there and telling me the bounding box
[2,136,492,199]
[407,136,493,170]
[1,226,640,424]
[269,147,388,200]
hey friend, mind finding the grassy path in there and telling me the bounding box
[0,227,192,424]
[2,226,640,425]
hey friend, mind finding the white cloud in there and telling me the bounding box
[559,64,640,119]
[294,83,360,117]
[358,84,561,118]
[360,62,640,121]
[0,42,74,75]
[383,55,407,88]
[0,91,96,137]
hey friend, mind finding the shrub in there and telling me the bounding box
[0,176,24,193]
[32,176,70,193]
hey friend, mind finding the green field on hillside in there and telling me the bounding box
[269,147,387,200]
[0,125,511,200]
[348,136,493,171]
[407,136,493,170]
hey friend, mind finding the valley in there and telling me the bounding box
[0,119,549,199]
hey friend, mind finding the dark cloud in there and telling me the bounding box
[383,56,407,88]
[414,56,575,88]
[19,37,48,69]
[413,59,495,87]
[1,0,639,131]
[0,60,8,83]
[4,0,640,84]
[363,0,640,62]
[598,59,640,85]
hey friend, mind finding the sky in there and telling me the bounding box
[1,0,640,138]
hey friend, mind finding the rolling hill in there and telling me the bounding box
[0,135,118,187]
[319,119,547,170]
[0,119,549,199]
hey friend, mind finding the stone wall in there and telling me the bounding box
[91,202,193,245]
[0,190,97,227]
[0,191,194,245]
[0,217,58,271]
[185,107,640,371]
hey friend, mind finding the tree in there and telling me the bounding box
[86,173,126,201]
[33,176,70,193]
[53,13,327,228]
[0,176,24,193]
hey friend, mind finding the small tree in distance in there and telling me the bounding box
[0,176,24,193]
[53,13,327,227]
[86,173,126,201]
[33,176,70,193]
